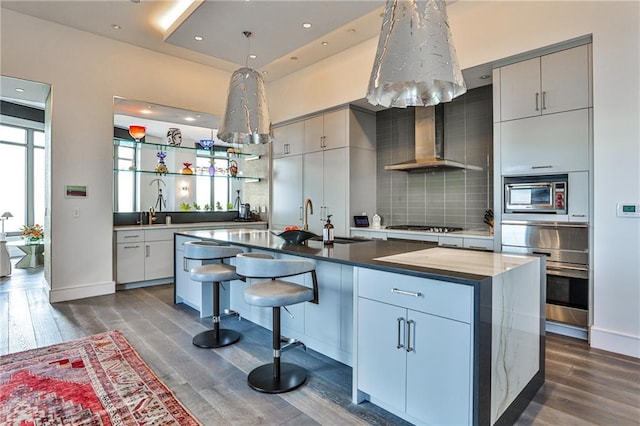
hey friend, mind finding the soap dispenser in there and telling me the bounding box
[323,215,335,245]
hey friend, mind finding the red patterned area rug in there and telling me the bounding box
[0,330,201,425]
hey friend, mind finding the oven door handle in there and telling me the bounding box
[547,265,589,279]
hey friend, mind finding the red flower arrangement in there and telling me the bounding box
[21,224,44,242]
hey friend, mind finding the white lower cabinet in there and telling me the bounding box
[115,228,174,284]
[116,242,145,283]
[356,268,473,425]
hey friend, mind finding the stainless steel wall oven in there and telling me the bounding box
[502,220,589,328]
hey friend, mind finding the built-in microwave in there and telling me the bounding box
[504,174,568,214]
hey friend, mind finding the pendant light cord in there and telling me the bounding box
[243,31,252,68]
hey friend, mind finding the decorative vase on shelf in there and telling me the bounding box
[229,160,238,177]
[181,162,193,175]
[155,151,169,175]
[208,161,216,176]
[167,128,182,146]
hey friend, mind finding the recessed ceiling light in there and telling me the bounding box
[184,117,196,122]
[479,74,491,80]
[321,41,328,46]
[140,109,152,115]
[15,88,24,93]
[262,71,268,75]
[347,28,356,33]
[194,35,203,41]
[302,22,312,29]
[290,56,298,61]
[249,54,257,59]
[112,24,121,30]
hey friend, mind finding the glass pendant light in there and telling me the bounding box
[367,0,466,108]
[217,31,272,145]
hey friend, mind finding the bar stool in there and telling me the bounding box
[184,241,243,348]
[235,252,318,393]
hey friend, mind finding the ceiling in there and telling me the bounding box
[1,0,492,141]
[1,0,386,82]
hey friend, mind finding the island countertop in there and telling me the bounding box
[176,228,537,286]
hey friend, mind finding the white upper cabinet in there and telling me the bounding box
[271,155,304,229]
[304,109,347,153]
[271,107,376,237]
[501,108,590,174]
[303,148,348,236]
[499,44,591,122]
[272,120,304,158]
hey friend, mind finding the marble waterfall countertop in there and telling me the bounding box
[177,228,536,285]
[374,247,534,276]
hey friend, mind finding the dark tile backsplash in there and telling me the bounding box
[375,85,493,231]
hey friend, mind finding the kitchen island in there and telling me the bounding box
[175,228,544,426]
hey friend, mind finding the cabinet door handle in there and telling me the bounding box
[299,206,303,221]
[124,235,140,238]
[440,243,460,248]
[535,92,540,111]
[571,214,586,218]
[541,91,547,110]
[531,165,553,169]
[145,245,150,258]
[391,288,422,297]
[468,246,489,250]
[123,245,140,249]
[183,258,189,272]
[396,317,405,349]
[406,320,414,352]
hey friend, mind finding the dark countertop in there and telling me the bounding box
[176,228,493,285]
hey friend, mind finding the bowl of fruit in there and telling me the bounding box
[271,226,318,244]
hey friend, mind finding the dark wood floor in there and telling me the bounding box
[2,263,639,425]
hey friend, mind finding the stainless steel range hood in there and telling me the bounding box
[385,106,482,172]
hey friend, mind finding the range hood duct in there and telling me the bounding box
[385,106,482,172]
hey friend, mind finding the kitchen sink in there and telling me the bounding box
[310,236,368,244]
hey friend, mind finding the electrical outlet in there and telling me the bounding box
[73,208,80,218]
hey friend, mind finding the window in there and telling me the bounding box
[195,154,229,210]
[113,145,137,212]
[0,123,45,235]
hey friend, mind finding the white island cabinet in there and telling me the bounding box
[357,268,473,425]
[354,248,544,426]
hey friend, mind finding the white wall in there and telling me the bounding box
[268,1,640,358]
[1,10,231,302]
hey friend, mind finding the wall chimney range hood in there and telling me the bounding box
[385,106,482,172]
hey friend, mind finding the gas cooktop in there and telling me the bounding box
[385,225,463,233]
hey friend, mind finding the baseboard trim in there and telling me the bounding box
[49,280,115,303]
[590,326,640,358]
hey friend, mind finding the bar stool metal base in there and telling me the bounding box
[192,329,241,349]
[247,362,307,393]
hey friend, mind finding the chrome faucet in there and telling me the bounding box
[303,198,313,231]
